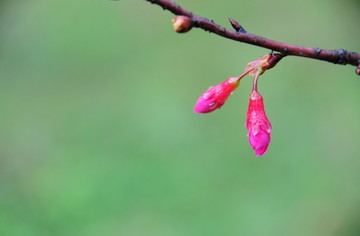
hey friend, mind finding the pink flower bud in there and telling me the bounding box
[246,91,272,156]
[194,77,240,113]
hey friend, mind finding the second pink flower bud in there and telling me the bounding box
[246,90,272,156]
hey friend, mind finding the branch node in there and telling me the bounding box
[314,48,322,54]
[282,48,290,55]
[336,49,347,64]
[192,18,200,26]
[267,53,285,70]
[228,18,247,33]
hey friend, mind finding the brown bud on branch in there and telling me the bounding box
[172,16,193,33]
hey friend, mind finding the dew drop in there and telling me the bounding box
[202,92,212,99]
[208,102,217,109]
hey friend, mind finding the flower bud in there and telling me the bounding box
[245,91,272,156]
[171,16,193,33]
[194,77,240,113]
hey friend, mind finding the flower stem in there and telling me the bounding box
[252,70,261,92]
[237,68,254,82]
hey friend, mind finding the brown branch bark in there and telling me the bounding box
[146,0,360,75]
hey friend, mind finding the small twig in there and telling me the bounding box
[145,0,360,74]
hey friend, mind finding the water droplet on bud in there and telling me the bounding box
[202,92,212,99]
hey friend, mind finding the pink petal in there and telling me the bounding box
[249,129,270,156]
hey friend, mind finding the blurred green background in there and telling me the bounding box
[0,0,359,235]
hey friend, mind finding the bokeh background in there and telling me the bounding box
[0,0,359,235]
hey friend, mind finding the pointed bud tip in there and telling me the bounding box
[194,95,219,113]
[228,17,246,33]
[248,130,270,157]
[194,101,215,113]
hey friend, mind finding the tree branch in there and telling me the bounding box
[145,0,360,74]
